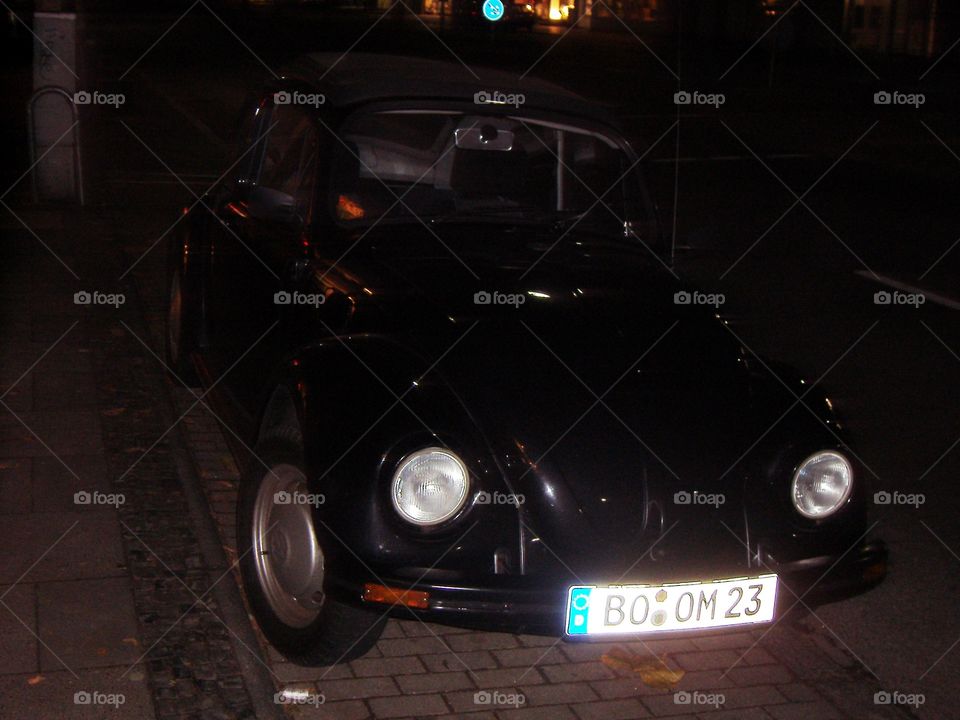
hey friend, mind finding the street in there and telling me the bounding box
[1,2,959,718]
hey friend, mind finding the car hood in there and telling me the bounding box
[325,223,757,578]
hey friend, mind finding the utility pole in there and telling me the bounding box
[31,0,83,202]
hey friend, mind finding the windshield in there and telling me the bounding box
[329,110,639,229]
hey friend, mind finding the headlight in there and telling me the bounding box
[391,447,469,526]
[791,451,853,518]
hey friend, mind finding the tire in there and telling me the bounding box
[165,264,200,385]
[237,430,386,665]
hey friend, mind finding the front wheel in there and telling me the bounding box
[237,432,385,665]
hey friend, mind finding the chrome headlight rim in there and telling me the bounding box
[390,446,470,527]
[791,450,853,519]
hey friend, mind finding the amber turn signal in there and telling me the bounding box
[336,194,365,220]
[362,583,430,609]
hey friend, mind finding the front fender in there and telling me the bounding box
[744,360,872,564]
[262,333,524,581]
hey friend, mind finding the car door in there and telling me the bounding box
[206,96,321,413]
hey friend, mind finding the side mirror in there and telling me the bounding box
[247,186,299,224]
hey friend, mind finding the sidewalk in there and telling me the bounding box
[0,205,264,719]
[0,208,155,718]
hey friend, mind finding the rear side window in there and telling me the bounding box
[256,103,320,223]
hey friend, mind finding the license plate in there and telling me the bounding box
[565,574,777,636]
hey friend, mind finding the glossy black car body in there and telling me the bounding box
[169,54,885,656]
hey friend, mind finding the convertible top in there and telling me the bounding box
[283,53,617,125]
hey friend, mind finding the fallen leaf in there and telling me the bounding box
[27,675,44,686]
[96,647,108,656]
[600,647,685,689]
[600,650,633,672]
[102,408,126,417]
[637,661,685,690]
[122,637,139,647]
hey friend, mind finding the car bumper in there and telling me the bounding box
[762,538,888,603]
[324,538,888,636]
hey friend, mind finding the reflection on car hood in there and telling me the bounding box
[330,223,755,577]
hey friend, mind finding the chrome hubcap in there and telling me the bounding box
[252,463,324,627]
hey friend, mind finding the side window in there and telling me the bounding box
[256,103,320,223]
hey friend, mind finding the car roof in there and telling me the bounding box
[283,53,617,126]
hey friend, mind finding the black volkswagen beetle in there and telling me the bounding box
[166,53,886,665]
